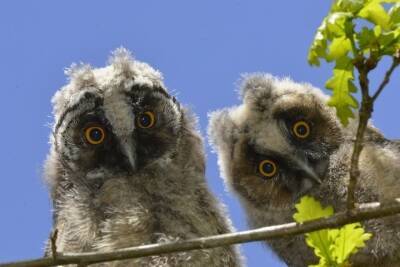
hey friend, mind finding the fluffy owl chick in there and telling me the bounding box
[208,74,400,267]
[44,48,241,266]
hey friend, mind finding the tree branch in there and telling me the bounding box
[371,55,400,102]
[347,63,372,210]
[347,53,400,210]
[2,199,400,267]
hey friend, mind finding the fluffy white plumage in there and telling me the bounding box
[44,48,242,266]
[209,73,400,267]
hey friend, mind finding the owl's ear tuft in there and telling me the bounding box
[109,47,135,75]
[237,73,277,102]
[208,109,240,158]
[52,63,97,118]
[64,63,96,89]
[110,47,165,89]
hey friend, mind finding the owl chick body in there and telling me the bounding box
[208,74,400,267]
[44,48,241,266]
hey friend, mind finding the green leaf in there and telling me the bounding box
[294,197,336,267]
[293,196,334,223]
[332,0,365,14]
[381,27,400,54]
[389,3,400,29]
[308,12,353,65]
[325,56,359,126]
[358,1,391,30]
[356,27,378,50]
[326,36,352,61]
[379,28,399,46]
[308,31,328,66]
[293,196,372,267]
[326,12,353,38]
[306,230,338,267]
[332,223,373,264]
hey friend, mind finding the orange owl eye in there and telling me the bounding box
[137,111,156,129]
[258,159,278,178]
[292,120,310,139]
[84,126,106,145]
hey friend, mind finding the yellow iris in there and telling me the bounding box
[137,111,156,129]
[292,120,310,139]
[84,126,106,145]
[258,159,278,178]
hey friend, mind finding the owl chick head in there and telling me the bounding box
[46,48,187,188]
[208,74,343,210]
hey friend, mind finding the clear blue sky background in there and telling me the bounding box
[0,1,399,266]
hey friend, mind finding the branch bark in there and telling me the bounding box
[2,199,400,267]
[347,54,399,210]
[372,56,400,102]
[346,63,372,210]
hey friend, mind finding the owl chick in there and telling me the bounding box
[44,48,242,266]
[208,74,400,267]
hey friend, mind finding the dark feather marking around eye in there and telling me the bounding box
[273,105,315,122]
[125,85,182,112]
[54,93,102,136]
[254,91,293,112]
[246,144,288,171]
[128,85,171,100]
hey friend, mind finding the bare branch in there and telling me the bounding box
[2,199,400,267]
[347,54,400,210]
[372,55,400,102]
[347,63,372,210]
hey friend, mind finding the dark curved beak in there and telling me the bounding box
[119,137,137,172]
[286,153,330,201]
[292,156,324,185]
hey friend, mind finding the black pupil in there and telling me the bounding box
[90,128,103,141]
[262,162,275,174]
[296,124,307,136]
[139,114,151,127]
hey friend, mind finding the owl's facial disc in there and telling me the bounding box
[54,85,182,181]
[229,134,331,209]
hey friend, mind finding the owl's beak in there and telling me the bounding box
[300,162,322,184]
[119,138,137,172]
[289,155,329,201]
[292,156,323,185]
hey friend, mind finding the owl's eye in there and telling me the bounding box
[292,120,311,139]
[84,126,106,145]
[258,159,278,178]
[137,111,156,129]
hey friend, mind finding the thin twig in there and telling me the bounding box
[1,199,400,267]
[372,55,400,102]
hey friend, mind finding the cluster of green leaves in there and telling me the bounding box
[308,0,400,125]
[293,196,372,267]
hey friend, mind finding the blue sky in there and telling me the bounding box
[0,1,399,266]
